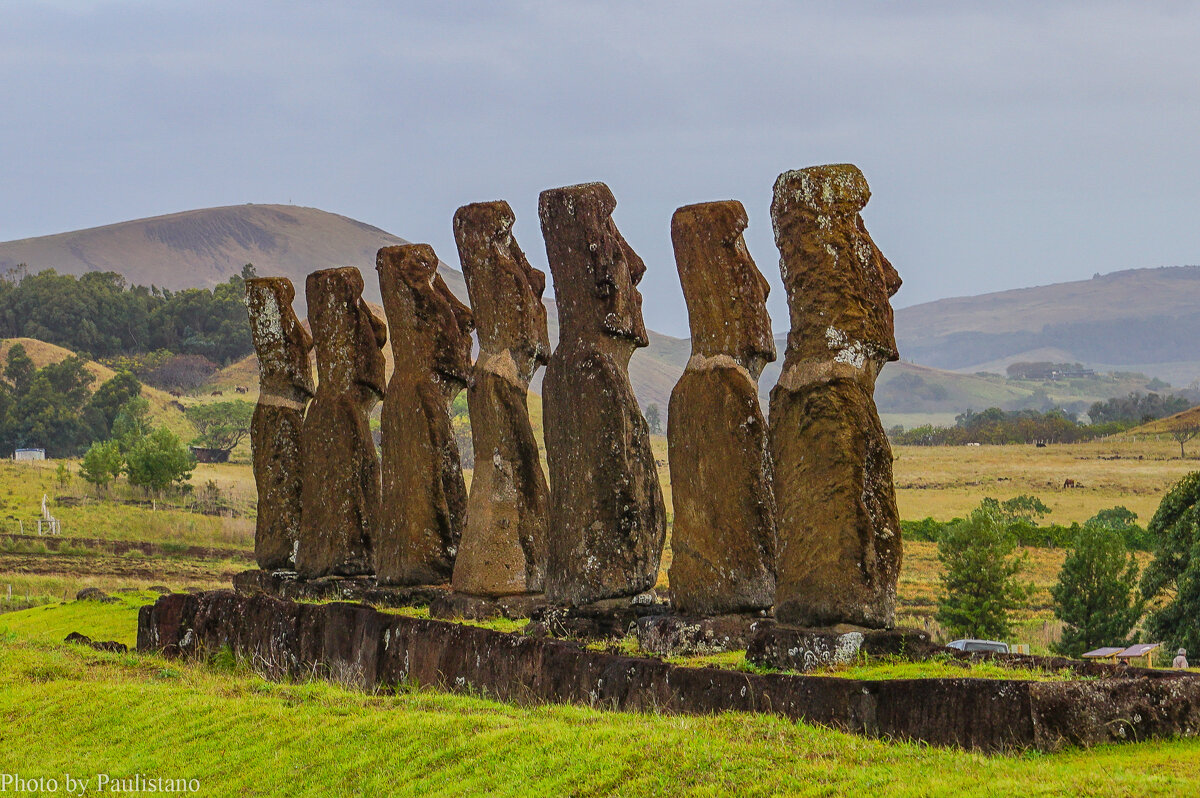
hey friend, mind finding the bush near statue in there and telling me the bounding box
[246,165,904,635]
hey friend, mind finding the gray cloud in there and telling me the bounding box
[3,0,1198,335]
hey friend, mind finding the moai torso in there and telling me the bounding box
[667,201,777,615]
[376,244,475,586]
[539,182,667,605]
[297,267,387,579]
[768,164,903,628]
[451,201,551,596]
[246,277,314,571]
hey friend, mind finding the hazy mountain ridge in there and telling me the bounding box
[4,204,1196,414]
[896,266,1200,379]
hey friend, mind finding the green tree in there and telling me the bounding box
[645,403,662,434]
[125,426,195,494]
[9,356,95,456]
[84,370,142,439]
[935,505,1033,640]
[1050,526,1144,657]
[4,344,35,393]
[184,400,255,453]
[1141,471,1200,654]
[79,439,125,494]
[111,396,151,452]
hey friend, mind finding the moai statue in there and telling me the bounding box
[539,182,667,605]
[296,267,387,579]
[246,277,314,571]
[450,201,551,596]
[667,201,777,615]
[375,244,475,586]
[768,164,903,628]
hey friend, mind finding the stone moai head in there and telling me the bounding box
[377,244,475,399]
[305,267,387,403]
[245,277,315,399]
[538,182,648,348]
[672,200,776,379]
[771,164,901,377]
[453,200,550,386]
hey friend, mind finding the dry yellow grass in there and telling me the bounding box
[893,438,1195,524]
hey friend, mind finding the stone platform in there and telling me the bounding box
[232,569,447,608]
[140,590,1200,752]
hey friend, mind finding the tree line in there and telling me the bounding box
[0,265,255,364]
[929,483,1200,659]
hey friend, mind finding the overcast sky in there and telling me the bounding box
[3,1,1198,336]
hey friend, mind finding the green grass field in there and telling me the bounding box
[2,598,1200,796]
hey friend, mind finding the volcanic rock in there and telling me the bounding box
[538,182,667,605]
[768,164,903,628]
[296,267,387,579]
[246,277,314,570]
[375,245,474,585]
[451,201,551,596]
[667,200,777,615]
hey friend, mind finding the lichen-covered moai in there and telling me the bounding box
[246,277,314,571]
[375,244,475,586]
[296,267,387,579]
[667,201,777,615]
[539,182,667,605]
[768,164,903,628]
[450,202,551,596]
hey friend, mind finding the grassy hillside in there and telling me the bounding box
[0,336,193,437]
[1,602,1200,795]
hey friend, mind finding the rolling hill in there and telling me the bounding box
[895,266,1200,386]
[0,204,466,306]
[5,204,1195,416]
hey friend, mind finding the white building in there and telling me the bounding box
[13,448,46,461]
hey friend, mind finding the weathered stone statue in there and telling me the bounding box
[667,201,777,615]
[450,202,551,596]
[296,267,387,579]
[768,164,903,628]
[246,277,314,571]
[375,244,475,586]
[539,182,667,605]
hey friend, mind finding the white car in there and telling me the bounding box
[946,639,1010,654]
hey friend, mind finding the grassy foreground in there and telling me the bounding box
[3,598,1200,796]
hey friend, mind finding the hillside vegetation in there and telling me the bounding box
[2,602,1200,795]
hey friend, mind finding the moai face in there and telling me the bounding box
[377,244,476,397]
[305,267,387,403]
[539,182,648,347]
[672,200,775,379]
[453,200,550,385]
[771,164,901,374]
[245,277,314,399]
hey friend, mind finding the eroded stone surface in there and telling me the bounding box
[246,277,313,570]
[539,182,666,605]
[297,267,386,579]
[140,590,1200,752]
[667,200,777,614]
[768,164,903,628]
[375,244,474,585]
[451,201,551,596]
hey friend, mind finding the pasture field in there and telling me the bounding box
[0,438,1198,795]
